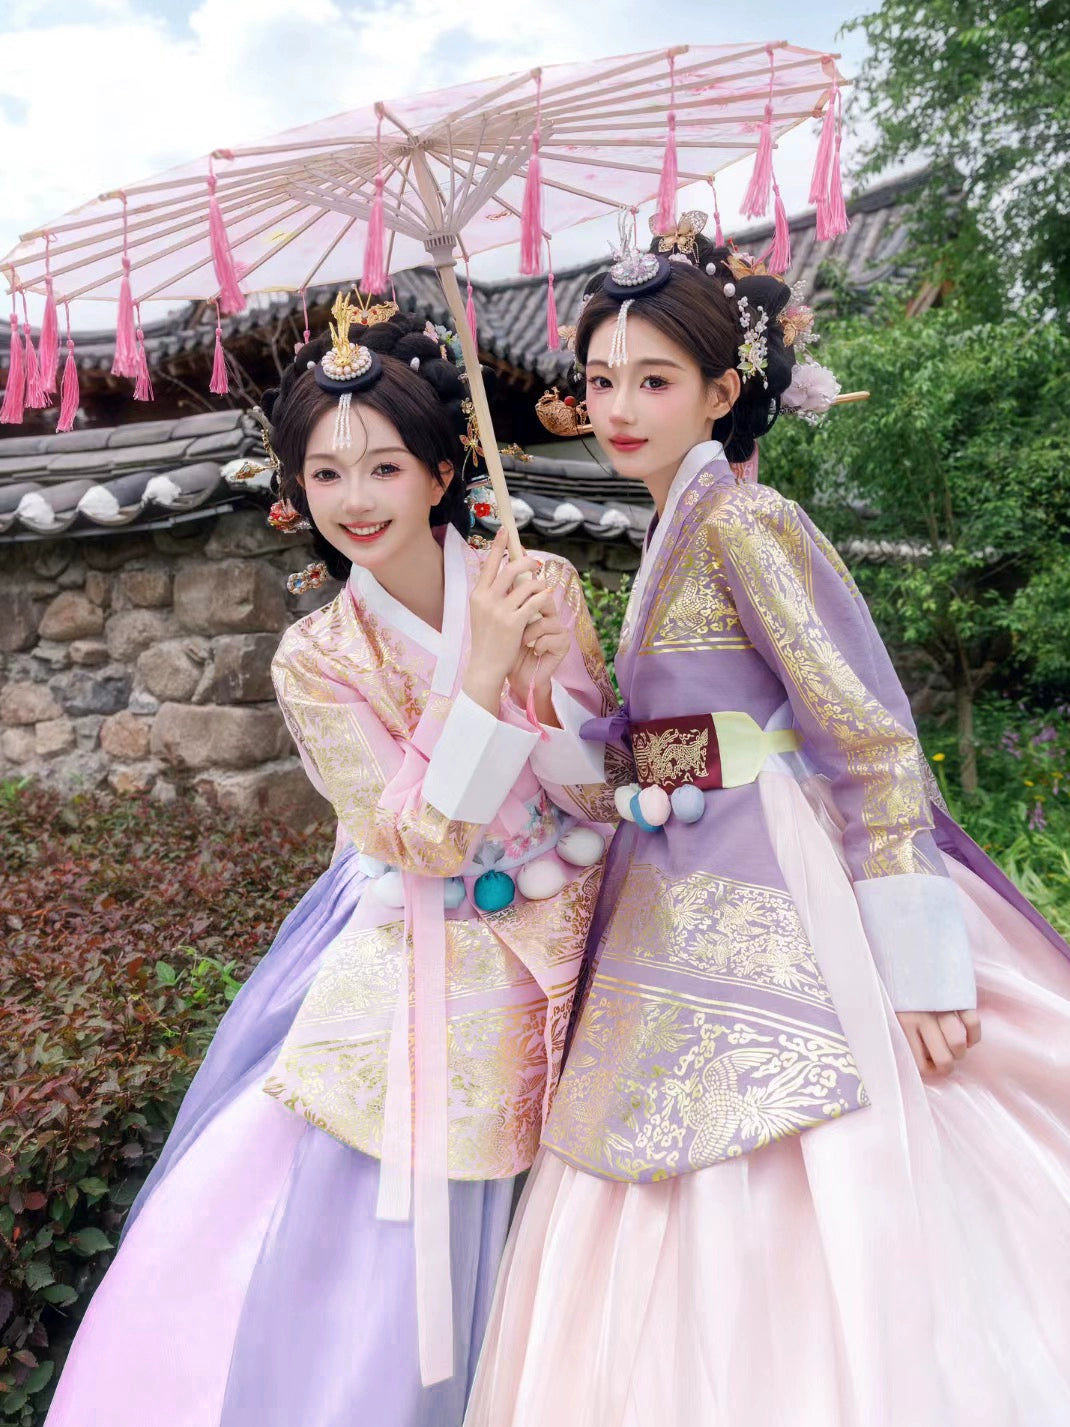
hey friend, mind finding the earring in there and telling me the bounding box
[286,561,329,595]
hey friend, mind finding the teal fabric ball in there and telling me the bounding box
[473,869,516,913]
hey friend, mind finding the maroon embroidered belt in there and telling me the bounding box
[631,711,803,792]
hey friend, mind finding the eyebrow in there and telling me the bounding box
[303,445,409,465]
[585,358,685,371]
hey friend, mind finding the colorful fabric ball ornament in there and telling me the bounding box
[443,877,467,909]
[629,793,657,833]
[473,869,516,913]
[637,785,672,828]
[517,857,567,901]
[556,827,606,867]
[372,869,406,907]
[614,783,641,822]
[670,784,706,824]
[359,854,390,879]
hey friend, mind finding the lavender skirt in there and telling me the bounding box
[44,847,516,1427]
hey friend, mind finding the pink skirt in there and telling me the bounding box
[465,773,1070,1427]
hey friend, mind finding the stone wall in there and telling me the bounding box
[0,511,335,827]
[0,518,953,823]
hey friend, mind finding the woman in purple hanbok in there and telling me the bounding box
[44,305,616,1427]
[466,225,1070,1425]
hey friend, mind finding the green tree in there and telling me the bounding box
[765,301,1070,792]
[845,0,1070,312]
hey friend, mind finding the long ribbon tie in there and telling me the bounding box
[375,735,453,1386]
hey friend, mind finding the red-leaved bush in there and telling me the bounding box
[0,779,332,1425]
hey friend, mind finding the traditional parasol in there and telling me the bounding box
[2,43,851,557]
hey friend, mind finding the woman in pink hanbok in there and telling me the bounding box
[466,223,1070,1426]
[44,303,616,1427]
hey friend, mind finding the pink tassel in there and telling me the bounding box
[520,135,543,275]
[133,306,153,402]
[39,271,59,395]
[362,178,387,293]
[111,196,137,377]
[520,72,544,276]
[546,270,560,350]
[741,106,774,219]
[808,75,838,206]
[767,178,792,273]
[655,54,678,231]
[656,115,678,231]
[207,162,246,315]
[817,100,849,240]
[362,116,388,294]
[300,288,310,345]
[709,177,725,247]
[57,311,79,433]
[112,261,138,378]
[23,322,45,409]
[465,274,478,344]
[210,311,229,396]
[1,310,24,424]
[741,46,776,220]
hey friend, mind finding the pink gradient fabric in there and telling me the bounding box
[465,771,1070,1427]
[45,1083,305,1427]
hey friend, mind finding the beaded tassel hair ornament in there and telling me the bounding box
[602,210,673,368]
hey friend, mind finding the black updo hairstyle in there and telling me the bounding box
[573,232,796,463]
[261,310,471,580]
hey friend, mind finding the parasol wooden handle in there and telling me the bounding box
[433,262,523,560]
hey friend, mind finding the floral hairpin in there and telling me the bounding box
[268,498,311,532]
[736,295,770,388]
[780,302,816,352]
[649,209,708,260]
[250,405,282,475]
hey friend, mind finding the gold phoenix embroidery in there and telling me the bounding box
[632,725,709,788]
[545,981,865,1181]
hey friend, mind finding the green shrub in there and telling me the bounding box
[0,783,332,1425]
[921,696,1070,937]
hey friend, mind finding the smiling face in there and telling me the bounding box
[299,401,450,577]
[583,311,738,509]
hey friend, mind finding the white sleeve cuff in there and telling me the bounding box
[531,682,606,787]
[423,691,539,824]
[855,873,976,1011]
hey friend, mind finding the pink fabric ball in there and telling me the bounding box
[637,785,671,828]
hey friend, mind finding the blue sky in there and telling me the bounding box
[0,0,874,324]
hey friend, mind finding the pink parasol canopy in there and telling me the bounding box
[1,42,849,552]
